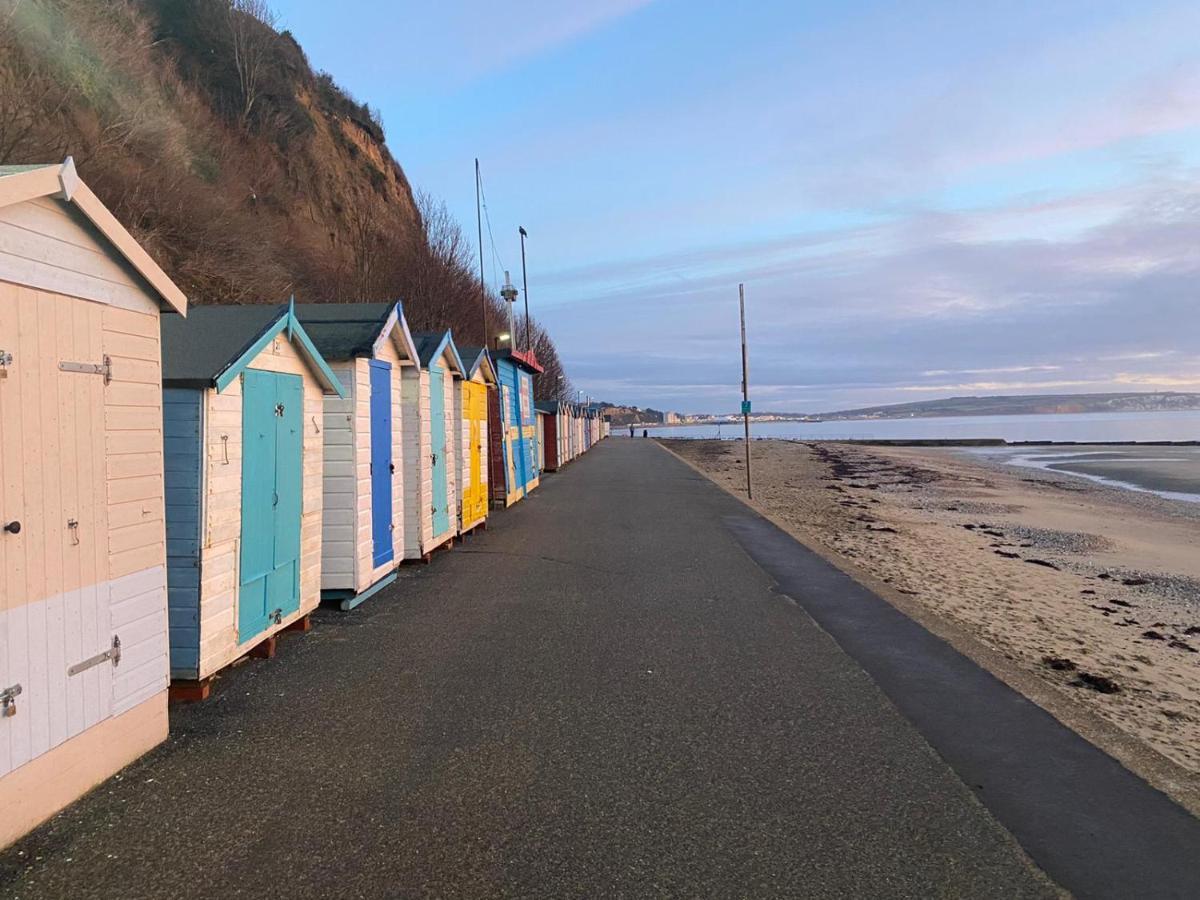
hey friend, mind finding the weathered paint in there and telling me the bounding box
[163,388,202,673]
[489,353,542,507]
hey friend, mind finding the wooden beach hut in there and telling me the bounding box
[292,302,419,610]
[535,409,547,472]
[488,349,544,507]
[406,332,465,560]
[161,302,345,700]
[535,400,566,472]
[455,346,496,537]
[0,159,187,846]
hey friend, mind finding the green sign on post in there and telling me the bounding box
[741,400,751,415]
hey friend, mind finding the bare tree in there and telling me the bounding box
[226,0,277,128]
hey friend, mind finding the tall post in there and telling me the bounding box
[739,283,752,499]
[519,226,531,351]
[475,159,487,344]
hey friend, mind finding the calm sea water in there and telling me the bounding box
[647,410,1200,443]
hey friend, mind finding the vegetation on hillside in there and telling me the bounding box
[0,0,570,398]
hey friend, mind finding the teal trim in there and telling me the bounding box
[213,307,347,398]
[336,572,396,612]
[290,316,348,397]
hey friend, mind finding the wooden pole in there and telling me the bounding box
[739,283,752,499]
[475,159,487,344]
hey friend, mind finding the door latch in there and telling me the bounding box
[431,452,438,466]
[1,683,21,718]
[0,350,11,379]
[269,608,282,625]
[275,403,285,417]
[68,635,121,677]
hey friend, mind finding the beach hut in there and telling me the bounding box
[535,400,566,472]
[0,159,187,846]
[160,302,345,700]
[535,409,547,472]
[489,349,544,507]
[455,346,496,536]
[406,332,465,560]
[292,303,419,610]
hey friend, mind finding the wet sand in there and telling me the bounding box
[662,438,1200,807]
[972,444,1200,501]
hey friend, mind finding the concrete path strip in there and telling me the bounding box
[0,439,1161,898]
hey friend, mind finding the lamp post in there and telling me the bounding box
[519,226,530,351]
[500,272,518,353]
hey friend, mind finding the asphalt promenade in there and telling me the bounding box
[3,439,1195,898]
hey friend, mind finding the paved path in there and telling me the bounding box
[0,440,1194,898]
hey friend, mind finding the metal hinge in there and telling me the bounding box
[68,635,121,677]
[1,683,21,718]
[59,355,113,385]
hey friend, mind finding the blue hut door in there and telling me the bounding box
[239,369,303,643]
[429,363,449,535]
[369,360,394,568]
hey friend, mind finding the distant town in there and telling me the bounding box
[600,391,1200,427]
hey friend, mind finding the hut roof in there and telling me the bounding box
[412,331,465,375]
[161,302,345,396]
[492,348,544,374]
[457,345,497,385]
[293,301,418,363]
[0,158,186,314]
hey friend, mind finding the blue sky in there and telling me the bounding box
[276,0,1200,412]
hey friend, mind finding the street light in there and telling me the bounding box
[519,226,530,352]
[500,271,518,352]
[497,331,511,347]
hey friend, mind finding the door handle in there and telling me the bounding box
[3,521,19,535]
[431,452,438,465]
[389,463,395,473]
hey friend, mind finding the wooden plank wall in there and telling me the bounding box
[162,388,203,677]
[197,336,324,679]
[399,367,426,559]
[0,198,160,314]
[319,362,356,593]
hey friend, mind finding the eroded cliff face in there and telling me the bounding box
[0,0,421,302]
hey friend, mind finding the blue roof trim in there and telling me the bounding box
[214,306,347,397]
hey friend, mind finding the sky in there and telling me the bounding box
[275,0,1200,413]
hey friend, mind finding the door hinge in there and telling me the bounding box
[1,683,21,718]
[59,355,112,385]
[68,635,121,677]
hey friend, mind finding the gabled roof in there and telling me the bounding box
[492,347,544,374]
[0,158,186,315]
[161,301,345,396]
[457,345,497,385]
[412,330,465,376]
[293,301,419,364]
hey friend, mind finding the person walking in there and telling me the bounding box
[629,425,635,438]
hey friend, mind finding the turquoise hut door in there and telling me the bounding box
[239,369,303,643]
[429,363,449,536]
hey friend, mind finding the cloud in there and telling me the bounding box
[547,168,1200,412]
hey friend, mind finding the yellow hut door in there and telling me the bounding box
[463,382,486,523]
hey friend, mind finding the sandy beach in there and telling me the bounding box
[662,438,1200,802]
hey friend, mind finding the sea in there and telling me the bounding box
[646,410,1200,502]
[646,409,1200,443]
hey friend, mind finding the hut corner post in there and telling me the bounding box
[739,283,752,500]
